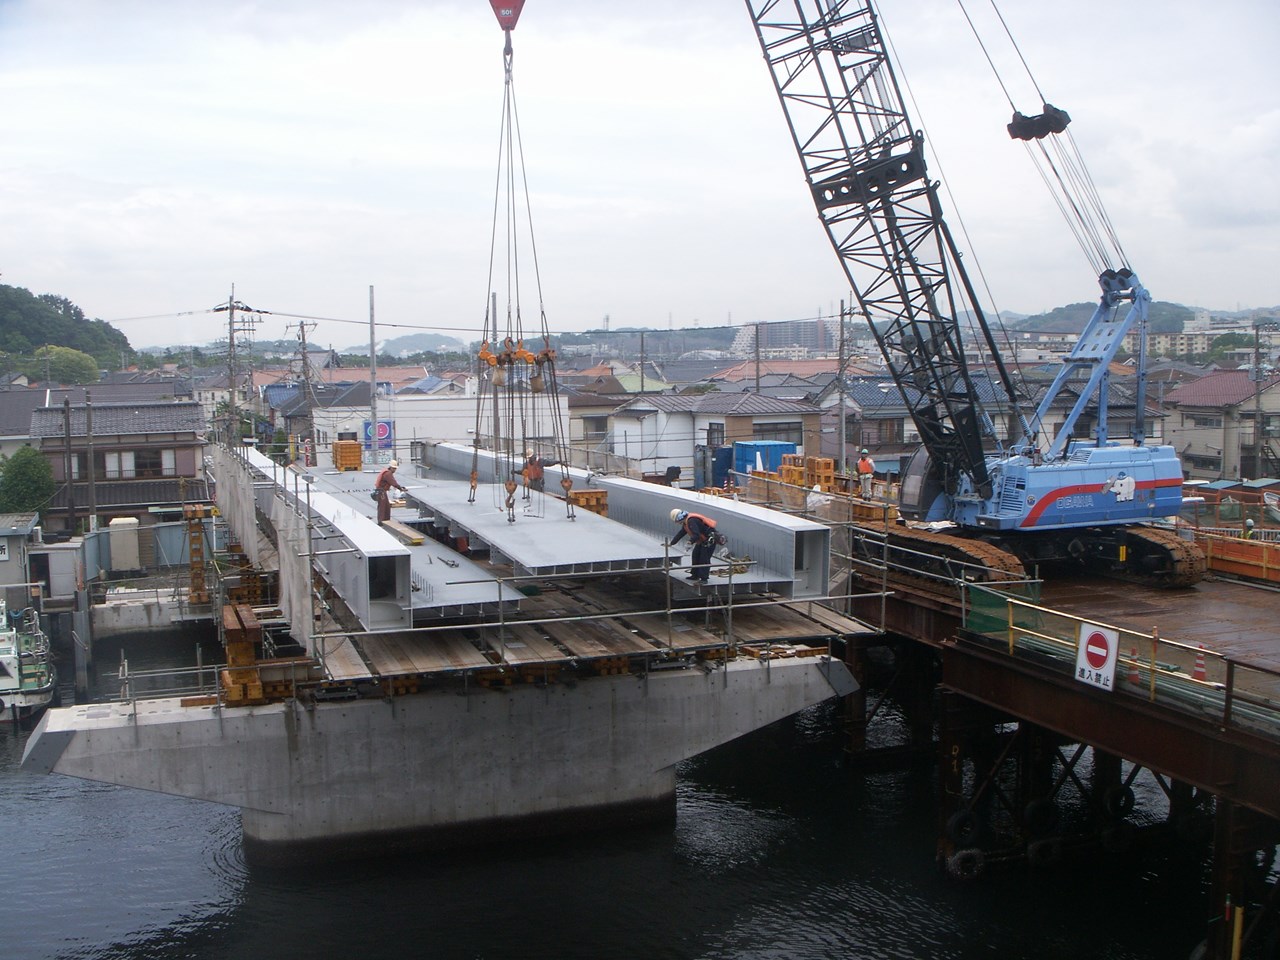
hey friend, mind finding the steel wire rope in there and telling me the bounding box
[961,0,1131,275]
[877,8,1035,443]
[505,81,573,518]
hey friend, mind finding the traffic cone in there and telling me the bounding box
[1192,645,1207,681]
[1127,647,1140,685]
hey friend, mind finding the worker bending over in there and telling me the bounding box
[522,448,559,493]
[668,509,717,583]
[375,459,407,524]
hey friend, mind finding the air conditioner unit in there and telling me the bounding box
[30,526,42,544]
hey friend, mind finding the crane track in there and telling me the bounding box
[850,519,1026,589]
[1118,524,1207,588]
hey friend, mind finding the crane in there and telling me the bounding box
[745,0,1204,586]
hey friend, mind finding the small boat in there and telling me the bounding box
[1265,490,1280,525]
[0,597,55,724]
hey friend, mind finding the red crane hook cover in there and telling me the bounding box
[489,1,525,32]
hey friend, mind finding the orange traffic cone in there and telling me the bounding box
[1192,645,1207,681]
[1127,647,1141,685]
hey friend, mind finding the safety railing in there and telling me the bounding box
[115,653,225,704]
[962,584,1280,743]
[1190,529,1280,584]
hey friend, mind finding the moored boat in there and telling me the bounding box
[0,597,55,724]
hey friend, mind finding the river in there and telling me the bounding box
[2,630,1211,960]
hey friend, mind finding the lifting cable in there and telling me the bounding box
[471,2,574,523]
[955,0,1132,276]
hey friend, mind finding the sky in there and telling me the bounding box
[1,0,1277,351]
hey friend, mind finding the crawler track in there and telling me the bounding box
[850,519,1026,589]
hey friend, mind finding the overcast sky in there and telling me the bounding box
[1,0,1276,351]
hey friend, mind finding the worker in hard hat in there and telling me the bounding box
[855,448,876,499]
[668,508,718,583]
[374,459,406,524]
[1244,518,1257,540]
[521,447,559,493]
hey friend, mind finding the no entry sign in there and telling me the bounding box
[1075,623,1119,692]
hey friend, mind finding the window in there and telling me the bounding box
[1192,416,1223,429]
[706,423,725,447]
[582,416,608,441]
[104,451,135,479]
[753,421,803,445]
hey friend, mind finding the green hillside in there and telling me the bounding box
[0,285,133,371]
[1012,300,1193,334]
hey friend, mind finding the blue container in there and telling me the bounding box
[734,440,796,476]
[711,446,734,488]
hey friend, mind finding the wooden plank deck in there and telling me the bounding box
[780,601,875,637]
[619,612,724,651]
[319,636,372,681]
[490,623,565,666]
[538,616,652,658]
[361,631,491,675]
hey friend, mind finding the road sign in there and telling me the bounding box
[1075,623,1118,692]
[362,420,394,450]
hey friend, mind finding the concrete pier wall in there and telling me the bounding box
[25,656,852,854]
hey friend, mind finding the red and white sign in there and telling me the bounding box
[1075,623,1118,692]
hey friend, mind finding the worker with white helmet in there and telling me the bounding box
[1245,518,1257,540]
[668,508,718,583]
[374,459,406,524]
[855,448,876,499]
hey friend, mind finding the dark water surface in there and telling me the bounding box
[3,634,1210,960]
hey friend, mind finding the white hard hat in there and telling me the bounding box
[525,448,534,457]
[861,448,869,455]
[670,508,685,522]
[388,460,399,469]
[1247,518,1255,527]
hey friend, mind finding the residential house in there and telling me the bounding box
[607,393,822,486]
[1164,370,1280,480]
[29,400,210,536]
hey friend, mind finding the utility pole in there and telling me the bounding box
[838,300,847,473]
[1253,321,1278,480]
[213,289,265,445]
[754,323,761,394]
[85,392,97,531]
[369,285,378,464]
[639,331,646,394]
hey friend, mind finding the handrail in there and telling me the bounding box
[963,584,1280,743]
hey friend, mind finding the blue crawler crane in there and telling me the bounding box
[745,0,1203,586]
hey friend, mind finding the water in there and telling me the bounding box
[2,635,1213,960]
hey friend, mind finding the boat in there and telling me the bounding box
[1264,490,1280,525]
[0,597,55,724]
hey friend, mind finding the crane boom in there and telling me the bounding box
[745,0,1028,507]
[746,0,1205,587]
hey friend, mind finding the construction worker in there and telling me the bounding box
[1244,518,1257,540]
[375,459,406,524]
[856,448,875,498]
[522,448,559,493]
[668,508,717,583]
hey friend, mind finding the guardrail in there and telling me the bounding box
[1191,529,1280,584]
[962,584,1280,743]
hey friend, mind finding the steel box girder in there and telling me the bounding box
[940,635,1280,822]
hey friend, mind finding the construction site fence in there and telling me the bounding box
[962,584,1280,745]
[1184,528,1280,585]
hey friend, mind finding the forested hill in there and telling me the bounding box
[0,285,132,369]
[1011,300,1193,334]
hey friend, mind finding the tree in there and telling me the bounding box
[0,447,55,513]
[1205,333,1254,364]
[24,345,100,385]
